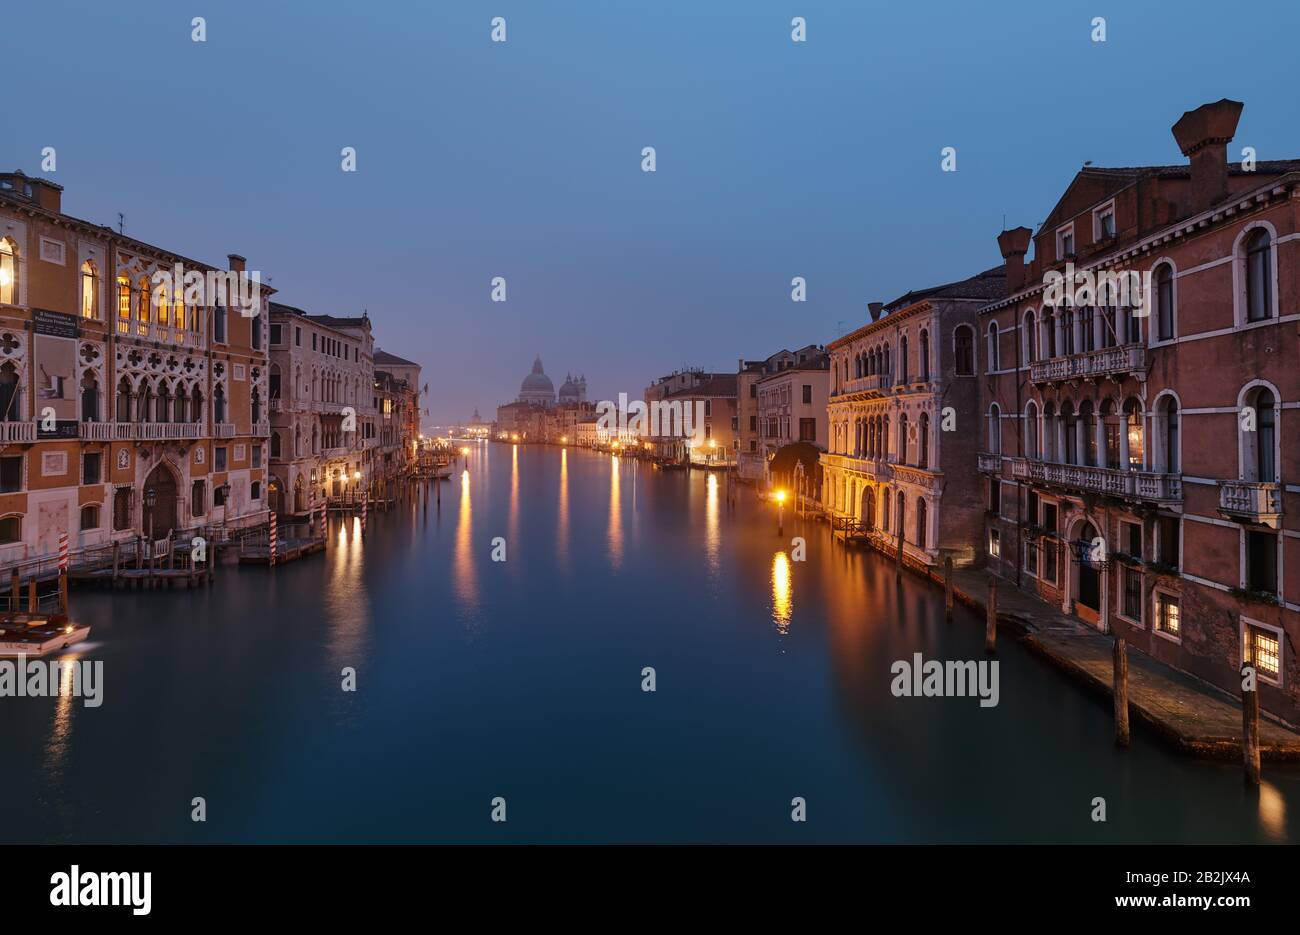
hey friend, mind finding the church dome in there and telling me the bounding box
[519,355,555,405]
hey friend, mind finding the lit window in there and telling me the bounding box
[1245,623,1280,682]
[0,238,17,304]
[81,261,99,319]
[1156,593,1180,635]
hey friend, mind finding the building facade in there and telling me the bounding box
[978,99,1300,722]
[821,268,1004,566]
[0,171,270,563]
[755,349,829,465]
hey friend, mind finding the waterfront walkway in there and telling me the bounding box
[944,565,1300,761]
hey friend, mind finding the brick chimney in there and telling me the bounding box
[28,178,62,214]
[227,253,246,273]
[868,301,883,322]
[1171,99,1243,212]
[997,226,1033,294]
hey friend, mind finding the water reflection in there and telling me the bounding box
[705,473,720,574]
[771,550,792,634]
[509,444,520,547]
[325,514,370,673]
[1259,780,1288,841]
[608,456,622,568]
[43,654,80,776]
[557,448,569,567]
[453,468,477,607]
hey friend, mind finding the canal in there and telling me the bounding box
[4,442,1298,843]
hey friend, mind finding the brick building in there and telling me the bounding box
[822,267,1004,566]
[977,99,1300,722]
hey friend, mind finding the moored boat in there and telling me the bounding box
[0,616,91,657]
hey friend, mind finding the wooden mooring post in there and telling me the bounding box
[59,570,69,613]
[1243,665,1261,786]
[27,576,37,612]
[894,530,903,577]
[985,578,997,654]
[943,555,953,619]
[9,568,18,611]
[1113,637,1130,748]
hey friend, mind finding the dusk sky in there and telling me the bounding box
[8,0,1298,423]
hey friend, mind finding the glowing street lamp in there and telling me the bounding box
[775,489,786,536]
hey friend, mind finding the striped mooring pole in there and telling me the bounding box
[269,511,277,567]
[58,532,69,571]
[361,492,367,536]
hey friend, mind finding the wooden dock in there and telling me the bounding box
[239,534,327,566]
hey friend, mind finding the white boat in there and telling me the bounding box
[0,618,91,657]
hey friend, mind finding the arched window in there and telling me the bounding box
[987,404,1001,454]
[1154,395,1179,473]
[954,325,974,375]
[115,377,132,422]
[137,382,153,423]
[899,336,909,383]
[1080,400,1097,467]
[191,386,203,424]
[137,275,151,330]
[987,322,1000,372]
[80,372,99,422]
[898,413,909,465]
[1123,399,1144,470]
[1042,402,1057,462]
[1245,228,1273,322]
[1061,308,1075,355]
[117,275,131,327]
[1024,311,1037,363]
[1242,386,1278,482]
[156,383,171,423]
[0,362,19,422]
[1041,308,1056,358]
[1025,400,1039,460]
[271,432,282,459]
[213,384,226,424]
[919,330,930,381]
[1154,263,1175,340]
[0,514,22,544]
[1101,399,1119,469]
[1080,305,1095,352]
[175,386,189,423]
[81,261,99,320]
[1062,401,1078,464]
[918,411,930,468]
[0,237,18,305]
[916,498,928,549]
[882,487,891,532]
[895,490,905,537]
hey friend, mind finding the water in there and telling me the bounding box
[3,443,1296,843]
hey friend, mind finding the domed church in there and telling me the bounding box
[558,372,587,404]
[518,355,557,408]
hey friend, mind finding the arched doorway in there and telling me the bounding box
[143,462,179,539]
[860,485,874,530]
[1073,519,1102,625]
[269,474,286,517]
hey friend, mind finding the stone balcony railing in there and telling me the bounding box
[214,423,236,438]
[1029,343,1147,384]
[977,451,1001,473]
[1010,457,1182,504]
[890,462,942,492]
[269,398,283,413]
[1218,480,1282,528]
[839,373,891,396]
[0,420,37,443]
[253,421,271,437]
[136,422,202,441]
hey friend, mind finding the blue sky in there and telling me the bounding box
[7,0,1298,422]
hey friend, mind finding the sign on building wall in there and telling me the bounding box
[33,309,78,434]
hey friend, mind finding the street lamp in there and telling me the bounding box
[775,489,786,536]
[144,486,157,541]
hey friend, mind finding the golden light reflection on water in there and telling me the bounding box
[704,473,720,573]
[44,653,80,775]
[771,550,792,633]
[325,514,370,670]
[1259,779,1288,841]
[453,468,478,606]
[558,448,569,565]
[509,444,519,546]
[608,456,622,568]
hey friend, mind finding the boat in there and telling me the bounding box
[432,463,454,479]
[0,616,91,657]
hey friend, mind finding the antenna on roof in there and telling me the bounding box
[117,213,124,234]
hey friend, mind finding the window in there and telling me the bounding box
[295,326,301,346]
[80,504,100,531]
[1245,228,1273,322]
[252,319,262,350]
[1041,502,1058,584]
[988,527,1001,559]
[802,384,812,404]
[0,515,20,543]
[987,323,1000,372]
[82,452,102,485]
[81,261,99,319]
[113,487,132,531]
[251,481,262,500]
[1241,386,1277,483]
[213,307,226,343]
[1122,521,1142,560]
[0,362,21,422]
[0,455,21,492]
[954,325,974,375]
[1095,205,1116,240]
[919,330,930,381]
[191,480,205,517]
[1245,530,1277,595]
[915,498,927,549]
[918,412,929,468]
[899,337,909,383]
[1057,225,1075,259]
[312,333,318,351]
[1244,621,1281,684]
[1122,564,1142,622]
[253,444,262,469]
[270,323,282,345]
[798,418,816,442]
[215,446,227,471]
[1155,263,1175,340]
[1157,516,1180,568]
[987,404,1001,454]
[1156,592,1180,636]
[0,237,18,304]
[214,485,227,508]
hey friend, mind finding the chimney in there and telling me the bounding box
[997,226,1033,294]
[1171,99,1243,212]
[227,253,246,273]
[28,178,63,214]
[868,302,883,322]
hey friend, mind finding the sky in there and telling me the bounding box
[6,0,1299,424]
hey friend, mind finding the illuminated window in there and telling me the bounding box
[81,261,99,319]
[1244,623,1281,683]
[1156,593,1179,636]
[0,237,18,304]
[118,275,131,320]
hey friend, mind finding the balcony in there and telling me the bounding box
[1029,343,1147,384]
[136,422,201,441]
[890,462,942,492]
[269,397,283,413]
[1218,480,1282,528]
[0,421,36,443]
[214,423,236,438]
[1011,457,1182,505]
[977,451,1000,473]
[253,421,270,437]
[838,373,891,397]
[79,422,117,441]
